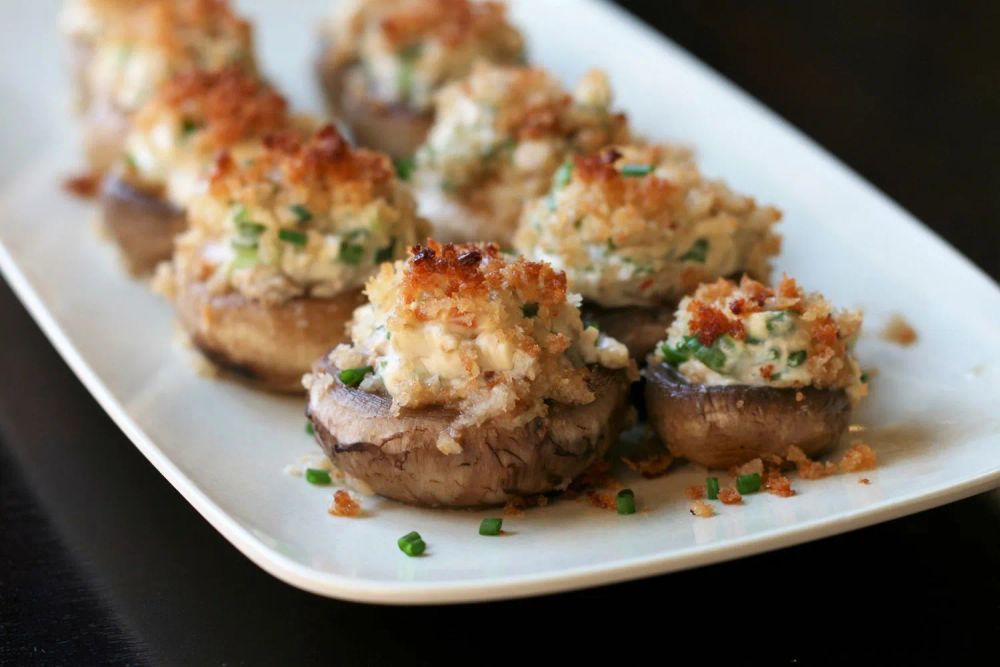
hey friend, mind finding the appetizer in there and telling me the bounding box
[645,276,868,468]
[514,144,782,359]
[317,0,525,159]
[412,62,630,246]
[102,67,292,275]
[305,240,636,507]
[160,125,427,392]
[61,0,256,172]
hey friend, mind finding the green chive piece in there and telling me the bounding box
[616,489,636,515]
[479,518,503,536]
[860,372,869,383]
[236,221,266,238]
[398,531,426,557]
[660,341,690,367]
[290,204,313,224]
[374,237,397,263]
[522,302,539,318]
[694,341,727,371]
[234,205,251,225]
[397,61,414,98]
[680,238,709,263]
[338,366,373,387]
[305,468,331,485]
[399,43,423,61]
[745,335,763,345]
[180,118,199,137]
[278,228,308,246]
[305,421,315,436]
[620,163,654,177]
[787,350,807,367]
[706,477,720,500]
[230,243,258,268]
[583,317,600,331]
[736,473,762,494]
[339,243,365,264]
[766,312,787,333]
[553,160,574,189]
[124,153,138,169]
[393,156,415,181]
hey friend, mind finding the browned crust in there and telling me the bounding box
[644,363,850,469]
[307,364,633,507]
[581,301,675,362]
[175,278,364,393]
[100,174,187,276]
[317,47,432,160]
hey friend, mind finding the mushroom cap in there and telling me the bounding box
[100,173,187,276]
[174,277,363,393]
[581,301,675,362]
[645,363,850,469]
[307,363,634,507]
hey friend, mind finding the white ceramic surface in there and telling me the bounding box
[1,0,998,604]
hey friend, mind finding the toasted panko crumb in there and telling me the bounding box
[763,472,796,497]
[731,458,764,478]
[685,485,705,500]
[881,314,918,346]
[839,442,878,472]
[689,500,715,518]
[859,478,871,485]
[503,494,548,516]
[329,489,361,517]
[586,491,618,511]
[718,487,742,505]
[786,444,837,480]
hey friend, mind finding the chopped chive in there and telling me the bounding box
[398,531,426,557]
[290,204,313,224]
[236,221,266,237]
[616,488,636,515]
[787,350,807,367]
[230,243,258,268]
[606,238,618,251]
[583,317,600,331]
[479,518,503,536]
[680,238,709,263]
[234,205,251,225]
[522,302,539,318]
[745,335,763,345]
[124,152,138,169]
[736,473,762,494]
[278,228,308,246]
[397,60,415,99]
[706,477,720,500]
[860,372,869,383]
[393,156,415,181]
[305,421,315,436]
[374,237,397,263]
[338,366,373,387]
[399,43,423,61]
[767,348,781,360]
[694,341,727,371]
[766,312,787,333]
[305,468,331,485]
[660,341,690,367]
[180,117,198,137]
[620,163,654,177]
[339,243,365,264]
[553,161,574,190]
[770,371,783,381]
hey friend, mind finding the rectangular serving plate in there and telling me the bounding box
[1,0,998,604]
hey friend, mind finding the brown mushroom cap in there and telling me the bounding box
[645,363,850,469]
[318,51,432,161]
[581,301,675,362]
[307,363,634,507]
[174,278,364,393]
[100,174,187,276]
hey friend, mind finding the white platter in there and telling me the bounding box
[1,0,998,604]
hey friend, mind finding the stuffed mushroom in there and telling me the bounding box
[645,275,868,468]
[159,124,428,392]
[62,0,256,173]
[411,62,630,246]
[102,67,292,275]
[514,144,782,359]
[305,240,637,507]
[317,0,525,160]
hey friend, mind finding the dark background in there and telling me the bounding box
[2,3,998,664]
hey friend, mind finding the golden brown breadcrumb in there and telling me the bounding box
[328,489,362,517]
[881,314,918,346]
[839,442,878,472]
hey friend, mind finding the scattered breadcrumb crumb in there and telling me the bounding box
[622,453,674,478]
[63,171,100,198]
[685,485,705,500]
[503,494,548,516]
[849,423,866,433]
[786,445,837,479]
[731,458,764,477]
[329,490,361,517]
[763,472,795,497]
[859,478,871,485]
[718,488,742,505]
[586,491,618,511]
[689,500,715,518]
[839,442,878,472]
[881,314,918,346]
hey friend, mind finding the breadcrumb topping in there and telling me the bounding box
[652,275,867,401]
[326,0,524,111]
[326,241,634,450]
[174,124,426,303]
[515,144,781,307]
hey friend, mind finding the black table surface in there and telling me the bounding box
[3,3,999,664]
